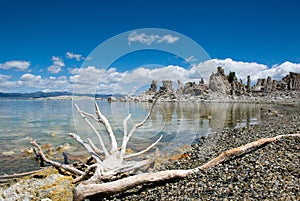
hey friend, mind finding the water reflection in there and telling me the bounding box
[0,100,271,174]
[142,102,269,132]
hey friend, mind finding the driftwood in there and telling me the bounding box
[0,168,47,184]
[27,96,300,200]
[74,134,300,200]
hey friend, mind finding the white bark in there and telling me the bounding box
[71,97,162,180]
[95,102,118,153]
[75,104,110,157]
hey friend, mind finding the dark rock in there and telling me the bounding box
[148,80,158,94]
[159,80,174,95]
[247,75,251,93]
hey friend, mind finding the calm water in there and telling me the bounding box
[0,99,271,174]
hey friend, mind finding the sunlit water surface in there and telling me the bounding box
[0,99,271,174]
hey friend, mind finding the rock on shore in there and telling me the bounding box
[0,168,74,201]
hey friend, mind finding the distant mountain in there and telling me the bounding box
[0,91,125,99]
[0,91,72,99]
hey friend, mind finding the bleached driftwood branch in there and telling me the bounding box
[69,96,162,182]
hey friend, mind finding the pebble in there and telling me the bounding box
[103,104,300,200]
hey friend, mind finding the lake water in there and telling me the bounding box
[0,99,271,174]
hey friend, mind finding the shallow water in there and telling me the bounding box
[0,99,271,174]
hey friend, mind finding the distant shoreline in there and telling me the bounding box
[1,92,300,106]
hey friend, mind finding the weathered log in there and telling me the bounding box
[73,134,300,200]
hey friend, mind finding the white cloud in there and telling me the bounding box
[48,65,62,74]
[157,34,180,44]
[121,65,191,84]
[128,31,179,45]
[68,65,202,94]
[195,58,300,84]
[184,56,197,63]
[66,52,84,61]
[52,56,65,67]
[260,61,300,80]
[48,56,65,74]
[68,68,80,75]
[1,58,299,94]
[0,73,71,92]
[20,73,41,82]
[70,66,127,94]
[0,60,30,71]
[0,74,11,82]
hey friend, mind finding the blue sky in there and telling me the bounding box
[0,0,300,93]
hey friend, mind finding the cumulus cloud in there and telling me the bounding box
[0,74,11,82]
[67,65,203,94]
[128,31,179,45]
[70,66,127,94]
[66,52,84,61]
[48,56,65,74]
[20,73,42,82]
[0,60,30,71]
[195,58,300,84]
[1,58,299,94]
[0,73,71,92]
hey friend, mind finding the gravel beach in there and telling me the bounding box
[102,103,300,201]
[1,103,299,201]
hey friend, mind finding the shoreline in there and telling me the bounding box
[4,91,298,105]
[1,102,299,200]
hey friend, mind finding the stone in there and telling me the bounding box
[282,72,300,90]
[247,75,251,93]
[253,72,300,93]
[148,80,158,94]
[266,76,272,92]
[176,80,183,94]
[200,78,205,85]
[108,96,117,102]
[208,67,231,94]
[272,80,281,90]
[183,82,197,94]
[252,79,265,92]
[0,168,74,201]
[159,80,174,94]
[231,82,235,96]
[182,82,204,96]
